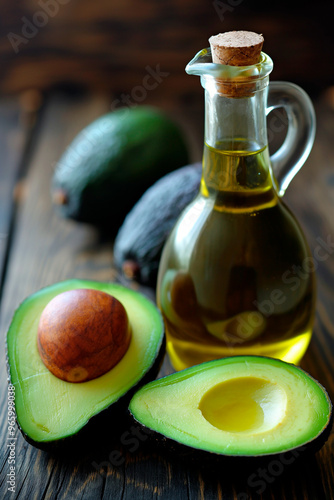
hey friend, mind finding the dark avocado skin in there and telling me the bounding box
[52,107,190,232]
[6,335,166,452]
[129,406,333,467]
[114,163,202,286]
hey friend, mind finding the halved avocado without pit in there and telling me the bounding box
[6,279,165,449]
[129,356,333,458]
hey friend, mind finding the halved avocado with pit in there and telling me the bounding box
[6,279,165,449]
[129,356,332,457]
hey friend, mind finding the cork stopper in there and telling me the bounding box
[208,31,264,97]
[209,31,264,66]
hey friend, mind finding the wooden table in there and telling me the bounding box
[0,91,333,499]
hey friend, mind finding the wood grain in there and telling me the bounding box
[0,91,333,499]
[0,99,29,297]
[0,1,333,97]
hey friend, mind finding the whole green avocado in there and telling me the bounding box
[51,106,189,231]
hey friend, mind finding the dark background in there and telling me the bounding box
[0,4,334,500]
[0,0,333,102]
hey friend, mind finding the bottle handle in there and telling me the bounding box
[266,81,316,196]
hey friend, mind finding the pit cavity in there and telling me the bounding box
[199,377,287,434]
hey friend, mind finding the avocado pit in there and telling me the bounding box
[37,288,131,382]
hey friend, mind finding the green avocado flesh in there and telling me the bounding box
[129,356,332,457]
[6,279,164,446]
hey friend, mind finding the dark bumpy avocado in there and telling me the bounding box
[51,106,189,232]
[114,163,202,285]
[129,356,333,458]
[6,279,165,449]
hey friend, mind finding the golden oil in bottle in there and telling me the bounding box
[157,140,315,371]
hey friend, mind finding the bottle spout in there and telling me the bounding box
[186,48,273,98]
[185,47,273,81]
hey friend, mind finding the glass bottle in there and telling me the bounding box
[156,48,316,371]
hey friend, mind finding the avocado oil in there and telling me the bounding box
[157,34,316,371]
[157,142,315,370]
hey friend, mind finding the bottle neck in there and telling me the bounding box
[204,77,269,149]
[201,77,277,210]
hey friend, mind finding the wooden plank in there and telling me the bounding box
[1,2,333,96]
[0,93,113,500]
[285,97,334,393]
[0,92,333,500]
[0,98,29,295]
[283,96,334,500]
